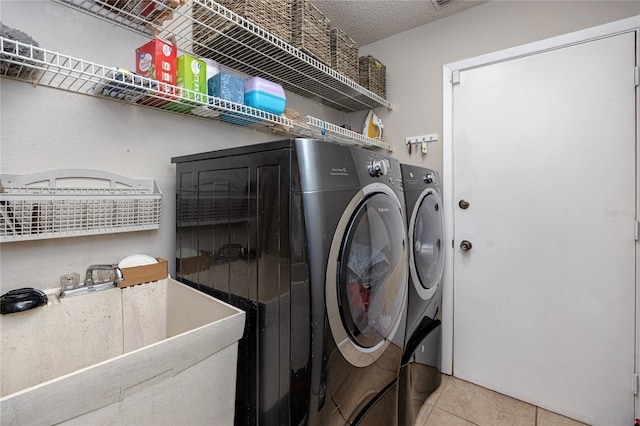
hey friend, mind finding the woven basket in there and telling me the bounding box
[330,28,358,82]
[292,0,331,66]
[359,55,386,99]
[193,0,291,49]
[192,2,224,56]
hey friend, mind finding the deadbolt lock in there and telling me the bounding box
[459,199,470,209]
[460,240,473,251]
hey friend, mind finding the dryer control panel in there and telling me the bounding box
[365,155,403,189]
[294,139,403,192]
[368,159,388,177]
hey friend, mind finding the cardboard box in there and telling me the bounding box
[162,54,207,113]
[136,37,176,85]
[177,54,206,97]
[118,258,168,288]
[208,72,244,104]
[135,37,177,107]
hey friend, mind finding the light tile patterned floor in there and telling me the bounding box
[415,375,588,426]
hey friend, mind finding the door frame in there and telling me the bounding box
[441,15,640,412]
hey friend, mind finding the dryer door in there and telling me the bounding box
[326,183,408,367]
[409,188,444,301]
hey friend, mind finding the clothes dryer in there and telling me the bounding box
[398,164,445,426]
[172,139,408,425]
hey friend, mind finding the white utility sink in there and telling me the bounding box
[0,278,245,426]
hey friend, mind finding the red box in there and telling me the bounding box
[136,37,176,84]
[135,37,177,106]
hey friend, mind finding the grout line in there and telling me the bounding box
[427,406,482,426]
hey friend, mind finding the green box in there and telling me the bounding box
[162,54,207,113]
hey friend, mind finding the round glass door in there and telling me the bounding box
[326,183,408,367]
[409,189,444,300]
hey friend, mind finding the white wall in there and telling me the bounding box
[2,1,639,293]
[353,0,640,174]
[0,0,344,293]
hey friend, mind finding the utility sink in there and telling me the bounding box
[0,278,245,426]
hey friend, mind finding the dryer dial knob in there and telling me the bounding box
[368,159,388,177]
[424,173,434,184]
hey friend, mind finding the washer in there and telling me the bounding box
[398,164,445,426]
[172,139,408,425]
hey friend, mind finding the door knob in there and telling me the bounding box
[459,199,470,209]
[460,240,473,251]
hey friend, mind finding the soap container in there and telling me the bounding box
[244,77,286,115]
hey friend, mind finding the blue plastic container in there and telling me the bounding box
[244,77,286,115]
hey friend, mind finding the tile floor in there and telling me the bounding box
[415,375,588,426]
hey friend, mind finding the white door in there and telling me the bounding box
[451,32,637,425]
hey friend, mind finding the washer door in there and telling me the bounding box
[326,183,408,367]
[409,188,444,301]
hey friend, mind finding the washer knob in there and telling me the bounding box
[368,159,388,177]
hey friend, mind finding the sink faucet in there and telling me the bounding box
[60,264,125,298]
[84,264,124,287]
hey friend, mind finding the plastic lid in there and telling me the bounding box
[244,77,285,98]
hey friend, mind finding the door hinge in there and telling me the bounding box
[633,373,639,395]
[635,66,639,87]
[451,70,461,85]
[635,221,639,241]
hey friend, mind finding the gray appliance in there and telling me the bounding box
[398,164,444,426]
[172,139,408,425]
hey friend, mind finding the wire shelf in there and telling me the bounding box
[0,170,162,242]
[302,116,390,150]
[0,36,392,151]
[52,0,393,112]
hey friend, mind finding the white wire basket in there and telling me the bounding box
[0,170,162,242]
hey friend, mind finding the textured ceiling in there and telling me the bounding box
[311,0,487,46]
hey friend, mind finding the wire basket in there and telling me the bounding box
[330,28,358,83]
[359,55,386,99]
[0,170,162,242]
[292,0,331,66]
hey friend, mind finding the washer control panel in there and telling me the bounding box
[423,172,435,184]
